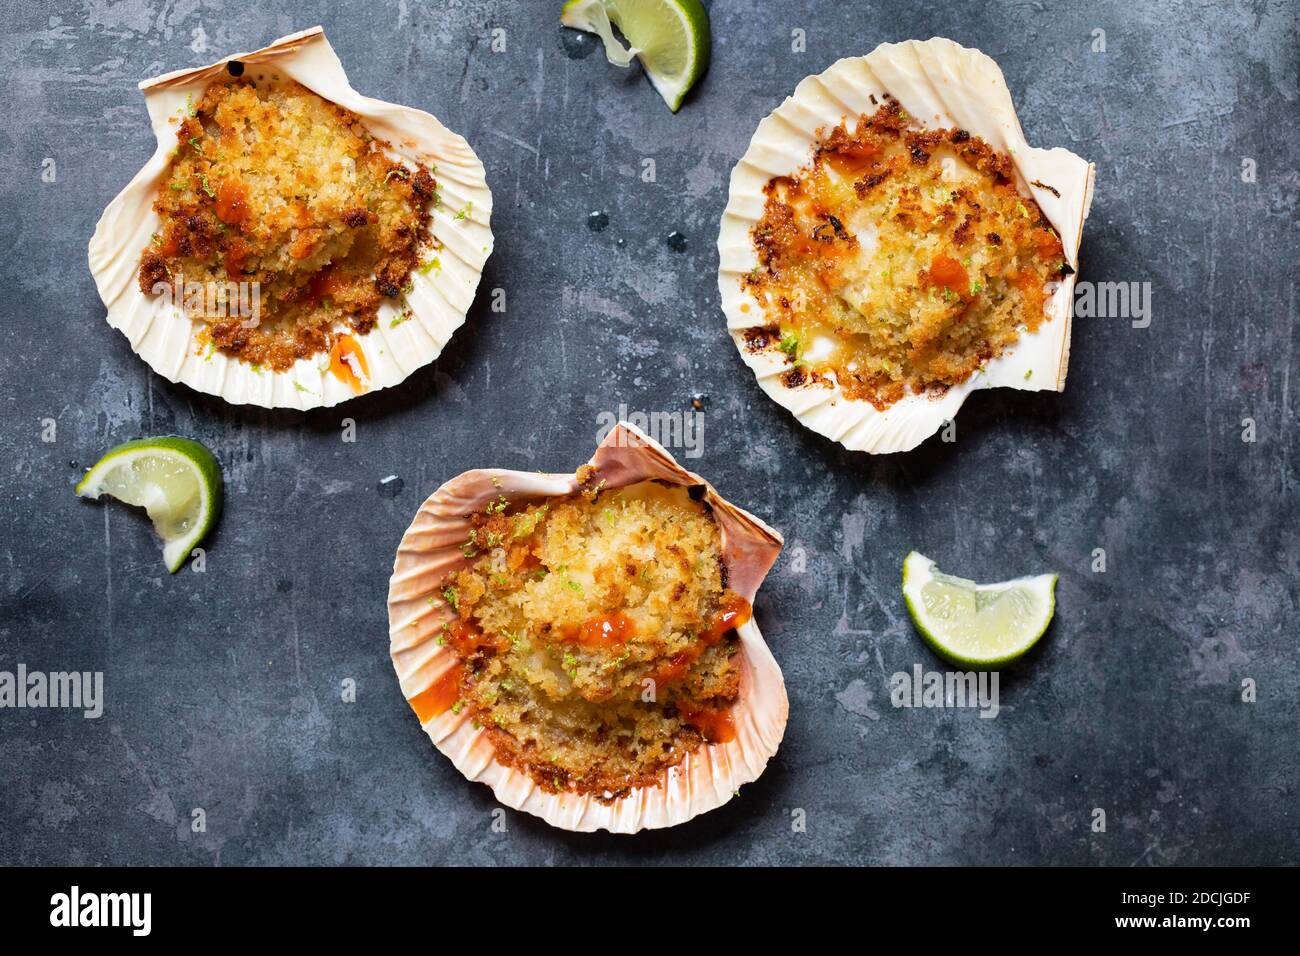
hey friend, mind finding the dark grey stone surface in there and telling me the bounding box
[1,0,1296,866]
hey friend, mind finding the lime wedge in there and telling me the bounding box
[561,0,711,112]
[76,437,223,574]
[902,551,1057,668]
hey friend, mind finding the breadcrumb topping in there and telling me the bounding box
[139,78,438,370]
[435,481,748,801]
[743,100,1068,409]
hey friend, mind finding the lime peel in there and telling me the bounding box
[76,436,223,574]
[902,551,1057,669]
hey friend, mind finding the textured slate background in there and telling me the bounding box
[1,0,1296,865]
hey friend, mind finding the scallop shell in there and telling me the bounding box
[88,26,493,409]
[387,422,787,833]
[718,37,1095,453]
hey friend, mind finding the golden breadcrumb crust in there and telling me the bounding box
[742,100,1068,409]
[139,78,437,370]
[438,481,745,801]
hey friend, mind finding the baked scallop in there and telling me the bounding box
[88,27,493,408]
[387,423,786,832]
[718,38,1095,453]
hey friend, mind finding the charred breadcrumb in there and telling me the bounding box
[139,78,438,370]
[742,101,1066,410]
[743,325,779,352]
[437,481,746,802]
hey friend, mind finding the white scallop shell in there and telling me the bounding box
[718,38,1095,453]
[88,26,493,409]
[387,422,787,833]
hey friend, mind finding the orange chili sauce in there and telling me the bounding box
[445,619,506,656]
[561,611,636,649]
[425,594,752,744]
[926,254,969,294]
[650,652,692,687]
[408,664,464,722]
[681,593,751,742]
[650,590,752,697]
[823,140,882,178]
[700,591,753,645]
[215,179,248,226]
[222,237,249,276]
[680,704,737,744]
[329,335,369,392]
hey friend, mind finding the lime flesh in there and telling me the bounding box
[561,0,711,111]
[902,551,1057,668]
[76,437,223,573]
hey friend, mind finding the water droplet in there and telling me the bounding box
[666,231,687,252]
[690,393,708,411]
[559,28,599,60]
[377,475,404,498]
[69,460,79,469]
[587,210,609,233]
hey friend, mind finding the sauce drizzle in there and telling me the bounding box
[566,611,636,649]
[702,591,753,644]
[408,664,464,722]
[329,334,370,393]
[680,704,737,744]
